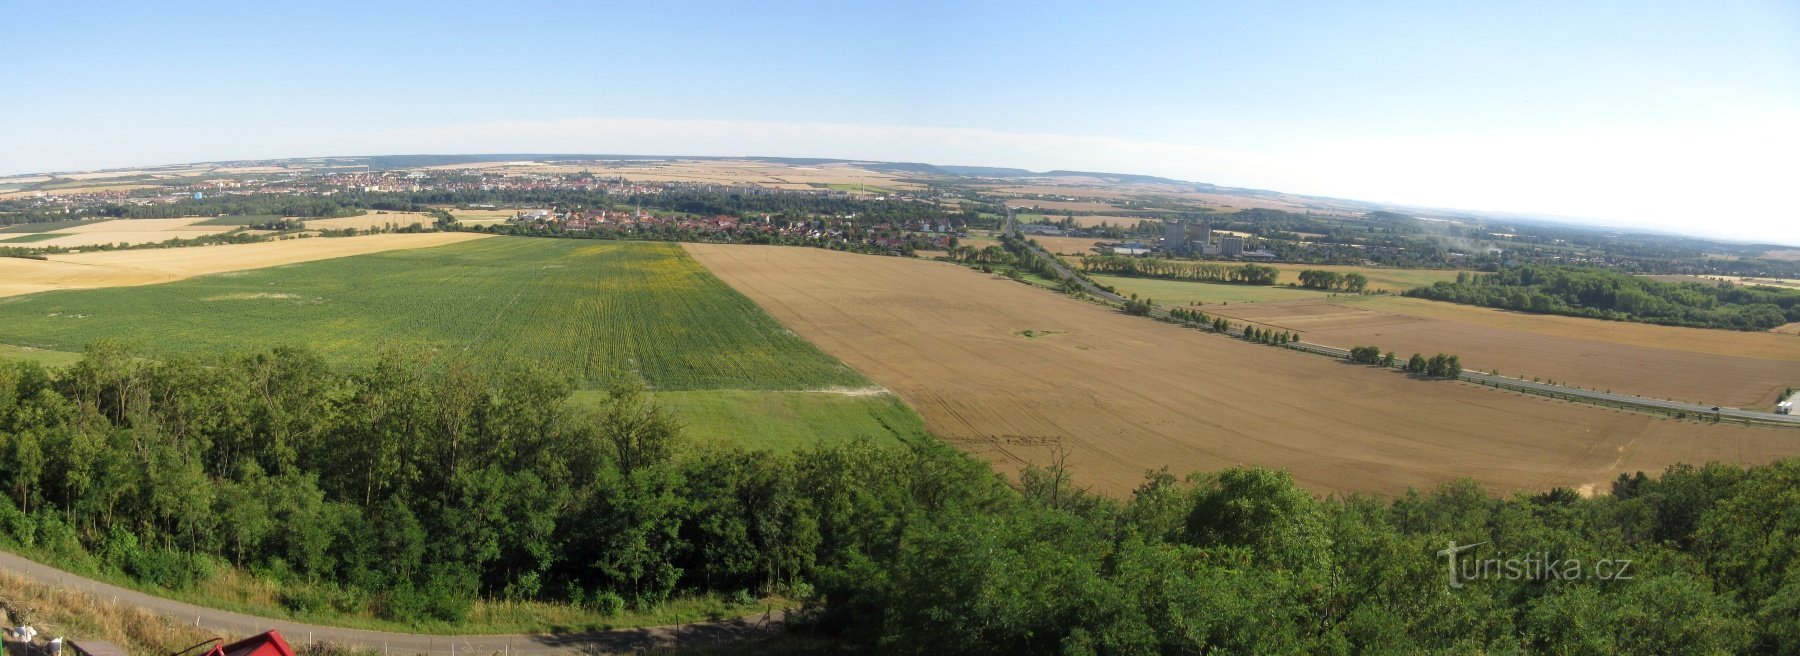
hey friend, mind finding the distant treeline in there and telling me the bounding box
[1079,255,1280,285]
[1406,265,1800,331]
[1,345,1799,652]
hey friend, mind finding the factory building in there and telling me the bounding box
[1163,220,1214,256]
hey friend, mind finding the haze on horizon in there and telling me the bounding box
[3,1,1796,243]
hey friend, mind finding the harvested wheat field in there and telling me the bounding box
[21,216,234,247]
[0,232,490,298]
[1207,296,1800,408]
[686,243,1800,497]
[1032,236,1106,257]
[304,211,433,230]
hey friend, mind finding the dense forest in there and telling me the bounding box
[1,346,1798,652]
[1406,265,1800,331]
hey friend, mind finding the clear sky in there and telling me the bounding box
[4,1,1797,243]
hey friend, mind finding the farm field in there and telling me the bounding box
[686,243,1800,497]
[6,217,234,247]
[1207,296,1800,408]
[304,211,432,230]
[0,343,81,367]
[1014,213,1151,229]
[0,218,105,233]
[447,208,521,224]
[1269,264,1466,293]
[0,232,489,298]
[571,388,929,452]
[1091,274,1332,304]
[0,237,866,394]
[1030,236,1105,257]
[194,214,281,226]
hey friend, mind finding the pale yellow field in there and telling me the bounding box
[0,233,491,298]
[448,209,521,224]
[601,161,925,191]
[1032,236,1106,256]
[1338,295,1800,361]
[24,217,233,247]
[305,212,433,231]
[1006,200,1121,212]
[56,217,215,233]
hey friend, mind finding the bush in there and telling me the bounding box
[592,590,626,618]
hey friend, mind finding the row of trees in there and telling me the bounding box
[1408,266,1800,331]
[1297,269,1369,292]
[1348,346,1461,378]
[4,347,1800,651]
[1406,352,1463,378]
[1078,255,1280,285]
[1244,326,1298,344]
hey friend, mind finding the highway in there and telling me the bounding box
[1002,212,1799,427]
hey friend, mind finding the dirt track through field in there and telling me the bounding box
[686,244,1800,496]
[0,233,490,298]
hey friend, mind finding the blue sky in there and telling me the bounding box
[4,1,1797,242]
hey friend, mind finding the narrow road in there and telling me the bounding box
[1002,212,1799,426]
[0,550,781,655]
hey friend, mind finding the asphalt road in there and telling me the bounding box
[0,550,781,655]
[1003,215,1798,426]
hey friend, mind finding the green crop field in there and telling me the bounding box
[577,389,929,452]
[1089,274,1335,305]
[0,219,102,233]
[0,237,866,391]
[0,233,62,243]
[0,237,913,449]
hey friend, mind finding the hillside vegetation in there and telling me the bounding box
[1407,265,1800,331]
[1,349,1799,652]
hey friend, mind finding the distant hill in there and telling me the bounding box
[937,165,1037,178]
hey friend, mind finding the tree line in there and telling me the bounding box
[1079,255,1280,285]
[1407,266,1800,331]
[1297,269,1369,292]
[4,346,1800,652]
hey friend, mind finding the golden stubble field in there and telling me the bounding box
[304,211,433,231]
[0,233,491,298]
[1206,296,1800,409]
[13,217,234,247]
[686,243,1800,497]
